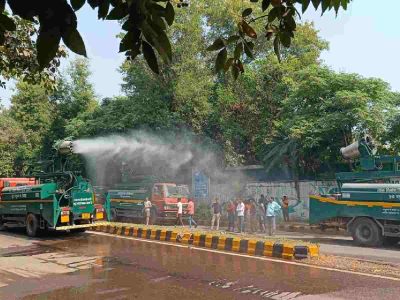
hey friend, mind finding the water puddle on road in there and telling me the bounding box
[209,279,305,299]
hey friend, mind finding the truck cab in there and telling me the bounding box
[152,183,188,220]
[105,180,188,224]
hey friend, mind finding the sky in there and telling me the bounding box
[1,0,400,107]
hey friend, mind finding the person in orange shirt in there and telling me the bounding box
[281,195,290,222]
[226,200,236,232]
[187,198,197,229]
[245,200,252,233]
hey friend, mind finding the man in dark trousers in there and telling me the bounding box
[175,198,184,226]
[211,198,222,230]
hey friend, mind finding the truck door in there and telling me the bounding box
[152,184,163,202]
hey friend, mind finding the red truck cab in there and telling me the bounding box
[152,183,189,220]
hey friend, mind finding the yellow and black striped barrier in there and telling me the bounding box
[89,223,319,260]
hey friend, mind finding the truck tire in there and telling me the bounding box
[71,228,87,233]
[26,214,39,237]
[0,216,6,231]
[351,217,383,247]
[110,208,118,222]
[150,208,157,225]
[383,236,400,246]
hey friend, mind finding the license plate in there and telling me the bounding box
[82,213,90,219]
[96,212,104,220]
[61,215,69,223]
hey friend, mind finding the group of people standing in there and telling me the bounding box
[212,194,290,236]
[143,194,291,236]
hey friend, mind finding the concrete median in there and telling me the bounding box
[90,222,319,260]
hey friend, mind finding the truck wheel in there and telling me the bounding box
[150,209,157,225]
[351,217,383,247]
[71,228,87,233]
[110,209,118,222]
[26,214,39,237]
[0,216,6,231]
[383,237,400,246]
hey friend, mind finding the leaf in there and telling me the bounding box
[262,0,271,11]
[87,0,99,9]
[106,5,128,20]
[215,48,227,73]
[241,20,257,39]
[224,57,234,72]
[321,0,330,15]
[62,28,87,56]
[242,8,253,18]
[98,0,110,19]
[149,21,172,61]
[0,14,16,31]
[271,0,281,7]
[231,64,239,80]
[302,0,310,13]
[227,35,240,44]
[206,38,225,51]
[268,7,280,22]
[153,15,167,30]
[273,35,281,62]
[332,0,341,14]
[0,13,17,31]
[71,0,86,11]
[279,32,291,47]
[234,42,243,59]
[341,0,348,10]
[284,16,296,31]
[142,40,159,74]
[243,41,254,59]
[165,2,174,26]
[37,27,62,68]
[237,60,244,73]
[119,31,133,52]
[311,0,320,9]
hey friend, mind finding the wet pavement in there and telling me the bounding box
[0,229,399,300]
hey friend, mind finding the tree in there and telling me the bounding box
[7,82,52,173]
[45,58,98,144]
[0,110,29,176]
[263,65,400,178]
[0,14,67,89]
[0,0,352,77]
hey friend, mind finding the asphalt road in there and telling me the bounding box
[273,230,400,264]
[0,229,399,300]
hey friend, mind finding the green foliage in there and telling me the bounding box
[1,0,351,78]
[0,110,29,176]
[1,0,399,183]
[0,15,67,89]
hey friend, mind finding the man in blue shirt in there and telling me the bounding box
[265,197,281,236]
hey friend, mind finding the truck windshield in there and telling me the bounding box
[177,185,189,196]
[166,186,178,197]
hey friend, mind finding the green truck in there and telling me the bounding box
[105,174,189,224]
[310,136,400,247]
[0,141,104,237]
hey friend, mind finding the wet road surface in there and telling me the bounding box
[273,230,400,264]
[0,230,399,300]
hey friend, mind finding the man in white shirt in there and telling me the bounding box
[144,197,152,226]
[175,198,184,226]
[236,199,245,233]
